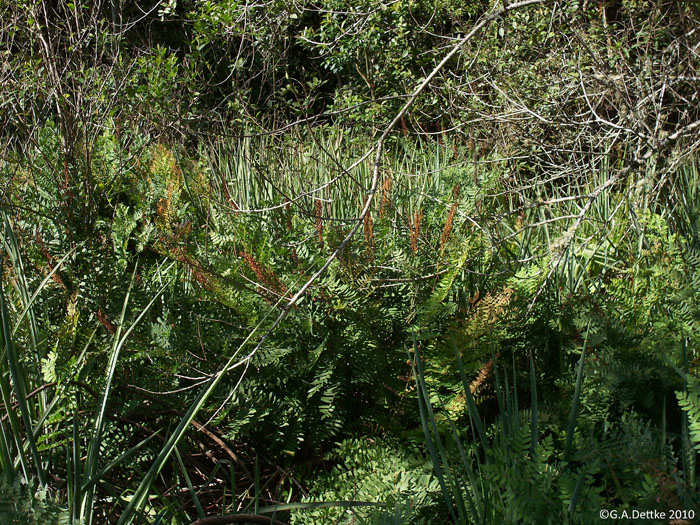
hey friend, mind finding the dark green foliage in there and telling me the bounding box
[290,439,441,524]
[1,1,700,522]
[412,337,694,524]
[3,124,700,521]
[0,476,66,525]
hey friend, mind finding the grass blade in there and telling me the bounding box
[564,324,590,463]
[529,350,538,456]
[0,262,46,486]
[437,395,481,522]
[452,341,488,454]
[81,430,162,493]
[117,275,292,524]
[175,446,205,520]
[83,262,175,523]
[409,340,459,523]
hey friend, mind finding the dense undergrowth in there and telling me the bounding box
[2,1,700,523]
[2,124,699,523]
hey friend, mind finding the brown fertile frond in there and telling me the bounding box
[315,199,324,248]
[440,183,461,253]
[364,196,374,255]
[379,177,392,219]
[410,209,423,254]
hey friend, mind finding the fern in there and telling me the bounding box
[0,476,66,525]
[290,439,441,524]
[677,378,700,452]
[418,239,474,327]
